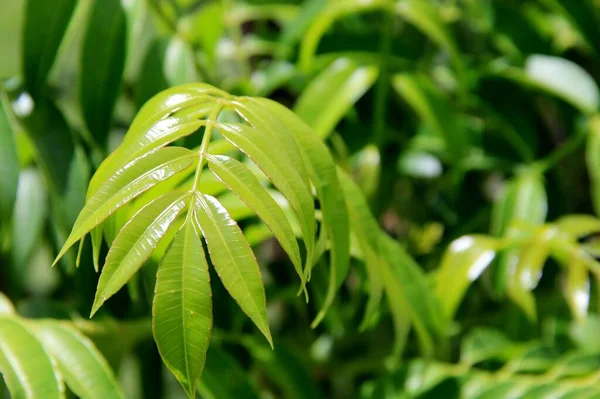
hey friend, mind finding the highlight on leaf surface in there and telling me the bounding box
[53,83,349,394]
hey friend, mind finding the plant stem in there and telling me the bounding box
[191,103,223,191]
[373,11,393,146]
[534,129,587,173]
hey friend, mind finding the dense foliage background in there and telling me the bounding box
[4,0,600,397]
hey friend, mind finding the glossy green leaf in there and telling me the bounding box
[153,219,211,398]
[392,73,465,163]
[33,322,123,399]
[0,93,18,225]
[194,194,272,346]
[80,0,126,147]
[22,0,77,99]
[92,192,189,314]
[55,147,196,263]
[294,58,378,139]
[206,154,304,290]
[435,235,500,318]
[252,98,350,326]
[0,316,64,399]
[216,122,314,275]
[88,117,204,199]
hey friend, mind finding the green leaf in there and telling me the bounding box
[337,170,382,329]
[381,234,446,357]
[33,322,123,399]
[80,0,127,147]
[252,98,350,326]
[525,55,599,114]
[194,194,272,347]
[179,1,224,66]
[216,122,315,277]
[294,58,378,139]
[435,235,500,318]
[11,169,47,270]
[0,93,19,225]
[539,0,600,53]
[206,154,304,292]
[588,117,600,216]
[0,293,15,314]
[55,147,196,263]
[92,192,189,314]
[22,0,77,99]
[460,328,514,366]
[153,219,211,398]
[392,73,466,163]
[197,347,260,399]
[88,117,204,199]
[555,215,600,238]
[0,316,64,399]
[395,0,466,89]
[564,257,590,322]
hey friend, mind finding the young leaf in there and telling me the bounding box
[33,322,124,399]
[194,194,272,346]
[252,98,350,325]
[206,154,304,291]
[294,58,378,139]
[92,192,190,314]
[22,0,77,99]
[80,0,127,147]
[435,235,500,318]
[0,316,64,399]
[55,147,196,263]
[153,219,211,398]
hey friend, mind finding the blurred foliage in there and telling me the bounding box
[3,0,600,398]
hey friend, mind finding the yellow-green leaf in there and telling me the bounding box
[0,316,64,399]
[153,219,211,398]
[194,194,272,346]
[206,154,304,292]
[92,192,190,315]
[33,322,123,399]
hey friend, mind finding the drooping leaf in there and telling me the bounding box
[153,219,211,398]
[206,154,304,290]
[92,192,190,314]
[55,147,197,263]
[22,0,77,99]
[0,93,19,225]
[294,58,378,139]
[435,235,500,318]
[80,0,127,148]
[194,194,272,346]
[250,98,350,325]
[0,316,64,399]
[33,321,123,399]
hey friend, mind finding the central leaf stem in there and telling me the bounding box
[192,102,224,192]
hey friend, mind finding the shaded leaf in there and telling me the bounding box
[22,0,77,99]
[0,93,19,225]
[80,0,127,147]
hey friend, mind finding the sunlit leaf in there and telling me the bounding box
[194,194,272,346]
[92,192,190,314]
[0,316,64,399]
[435,235,500,318]
[34,321,123,399]
[153,219,211,398]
